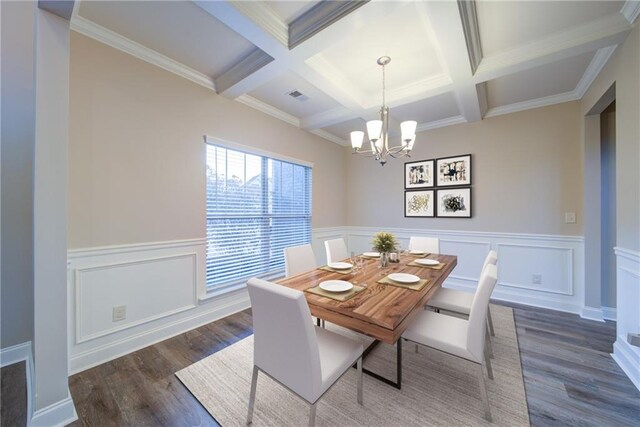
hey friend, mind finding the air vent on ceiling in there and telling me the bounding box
[287,90,309,101]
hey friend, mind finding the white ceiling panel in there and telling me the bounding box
[307,1,444,102]
[390,92,460,124]
[321,118,368,141]
[266,1,319,24]
[248,71,341,118]
[79,1,257,78]
[486,51,596,108]
[477,1,625,56]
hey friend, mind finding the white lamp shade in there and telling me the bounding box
[400,121,417,141]
[406,135,416,150]
[366,120,383,141]
[350,131,364,149]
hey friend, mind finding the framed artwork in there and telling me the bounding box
[436,187,471,218]
[405,190,435,217]
[436,154,471,187]
[405,159,434,189]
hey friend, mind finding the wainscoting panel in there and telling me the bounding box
[67,239,250,373]
[612,247,640,391]
[345,227,585,314]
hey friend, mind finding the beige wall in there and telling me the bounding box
[346,102,583,235]
[68,33,347,249]
[581,24,639,252]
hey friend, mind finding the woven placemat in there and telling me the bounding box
[407,252,430,258]
[305,284,365,301]
[319,265,353,275]
[377,276,429,291]
[407,260,446,270]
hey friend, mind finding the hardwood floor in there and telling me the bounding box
[506,302,640,426]
[1,361,27,427]
[3,303,639,426]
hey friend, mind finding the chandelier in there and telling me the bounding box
[350,56,417,166]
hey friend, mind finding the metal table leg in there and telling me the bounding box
[354,338,402,389]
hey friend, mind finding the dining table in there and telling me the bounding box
[276,252,457,389]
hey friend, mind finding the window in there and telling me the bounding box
[205,141,312,290]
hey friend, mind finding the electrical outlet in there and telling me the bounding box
[565,212,576,224]
[532,274,542,284]
[112,305,127,322]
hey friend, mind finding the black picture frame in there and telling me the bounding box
[404,159,435,189]
[404,190,435,217]
[436,154,472,187]
[436,187,472,218]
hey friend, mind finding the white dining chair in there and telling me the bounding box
[408,236,440,254]
[284,244,317,278]
[402,264,498,422]
[324,238,349,264]
[427,250,498,337]
[246,278,363,427]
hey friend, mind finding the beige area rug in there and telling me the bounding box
[176,305,529,426]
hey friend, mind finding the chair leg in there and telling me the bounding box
[487,308,495,336]
[322,319,325,328]
[415,343,419,353]
[485,325,494,359]
[246,365,259,425]
[476,363,492,422]
[308,402,317,427]
[484,348,494,380]
[357,357,363,405]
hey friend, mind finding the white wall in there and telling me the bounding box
[0,0,35,350]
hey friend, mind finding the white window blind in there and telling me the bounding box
[205,143,312,289]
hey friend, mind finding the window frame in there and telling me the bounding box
[203,135,313,294]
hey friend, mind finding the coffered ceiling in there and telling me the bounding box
[71,0,639,145]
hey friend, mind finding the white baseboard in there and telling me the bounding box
[602,306,617,321]
[612,339,640,391]
[1,341,35,424]
[31,391,77,427]
[580,306,606,322]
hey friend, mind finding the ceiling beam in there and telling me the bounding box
[289,0,369,49]
[38,0,75,20]
[214,48,274,94]
[473,13,632,83]
[419,1,483,122]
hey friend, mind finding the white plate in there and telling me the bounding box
[410,250,426,255]
[328,262,353,270]
[319,280,353,293]
[388,273,420,284]
[415,258,440,266]
[363,251,380,257]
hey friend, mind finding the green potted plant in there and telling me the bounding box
[371,231,399,267]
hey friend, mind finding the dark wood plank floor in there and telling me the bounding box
[1,361,27,427]
[4,303,639,426]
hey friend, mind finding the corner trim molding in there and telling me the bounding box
[69,15,215,91]
[417,115,467,132]
[614,246,640,263]
[484,91,579,118]
[309,129,348,146]
[230,0,288,46]
[235,94,300,126]
[574,45,618,98]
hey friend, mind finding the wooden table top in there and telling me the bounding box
[276,253,457,344]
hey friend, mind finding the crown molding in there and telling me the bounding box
[235,95,300,127]
[230,0,288,47]
[214,48,274,94]
[309,129,348,147]
[484,91,579,119]
[416,115,467,132]
[457,0,483,73]
[574,45,618,98]
[621,0,640,23]
[70,15,216,91]
[289,0,369,49]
